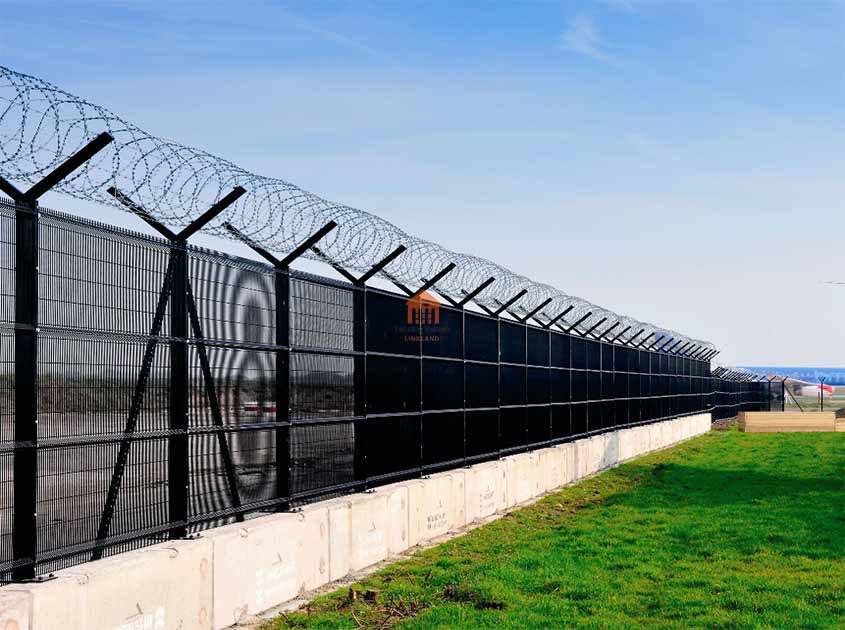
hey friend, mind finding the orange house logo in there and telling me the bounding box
[406,291,440,325]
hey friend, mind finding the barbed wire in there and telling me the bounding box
[0,65,713,352]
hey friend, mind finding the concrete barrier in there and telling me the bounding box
[1,412,711,630]
[209,508,328,627]
[465,460,507,523]
[0,590,29,630]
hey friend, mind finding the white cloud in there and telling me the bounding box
[560,15,612,62]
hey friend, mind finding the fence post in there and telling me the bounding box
[352,284,366,489]
[12,198,38,580]
[168,241,189,539]
[781,379,785,412]
[275,267,291,506]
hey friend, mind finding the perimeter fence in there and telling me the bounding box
[0,197,771,580]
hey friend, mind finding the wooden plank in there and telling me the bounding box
[738,412,838,433]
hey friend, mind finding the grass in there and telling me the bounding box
[265,428,845,629]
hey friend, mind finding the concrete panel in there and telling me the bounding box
[449,470,467,529]
[540,447,564,493]
[465,461,507,523]
[648,423,662,451]
[0,589,31,630]
[588,435,605,475]
[503,453,536,507]
[618,428,635,462]
[636,426,650,456]
[558,443,576,485]
[407,473,460,547]
[209,509,328,628]
[9,535,214,630]
[2,576,82,630]
[348,492,389,571]
[574,438,591,480]
[603,432,620,469]
[671,419,683,445]
[324,498,352,582]
[373,483,410,555]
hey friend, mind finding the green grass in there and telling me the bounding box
[266,429,845,629]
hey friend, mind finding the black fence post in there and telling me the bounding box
[168,241,189,539]
[12,198,38,580]
[352,284,367,489]
[276,268,291,506]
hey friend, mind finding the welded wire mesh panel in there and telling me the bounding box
[500,321,525,364]
[551,332,570,368]
[526,327,549,367]
[422,360,463,411]
[465,410,498,458]
[291,275,353,351]
[290,353,354,420]
[0,450,12,572]
[189,250,275,345]
[366,291,418,355]
[290,421,354,497]
[526,406,550,444]
[366,355,420,414]
[189,345,275,428]
[357,415,420,479]
[0,329,12,444]
[0,201,13,324]
[422,305,461,359]
[500,407,526,451]
[422,412,464,467]
[37,332,170,440]
[36,438,169,570]
[189,428,277,519]
[500,365,526,406]
[466,363,498,409]
[552,404,571,439]
[465,313,497,363]
[39,209,172,337]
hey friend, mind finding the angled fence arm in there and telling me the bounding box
[458,277,496,308]
[2,133,114,579]
[0,175,24,202]
[519,298,552,323]
[23,132,113,203]
[567,312,593,335]
[279,221,338,267]
[622,328,644,345]
[411,263,457,300]
[657,337,676,352]
[598,321,620,341]
[357,246,407,285]
[494,290,527,317]
[580,316,608,338]
[543,305,574,329]
[636,332,656,348]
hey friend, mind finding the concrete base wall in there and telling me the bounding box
[1,413,711,630]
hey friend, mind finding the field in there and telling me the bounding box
[265,427,845,629]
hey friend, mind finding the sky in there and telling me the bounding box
[1,0,843,367]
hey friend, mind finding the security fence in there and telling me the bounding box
[0,195,772,580]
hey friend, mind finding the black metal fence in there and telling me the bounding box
[0,193,771,580]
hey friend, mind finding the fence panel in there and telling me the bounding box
[0,198,771,579]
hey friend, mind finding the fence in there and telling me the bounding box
[0,197,770,581]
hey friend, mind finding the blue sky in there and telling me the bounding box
[2,0,843,366]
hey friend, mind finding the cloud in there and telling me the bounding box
[560,15,612,62]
